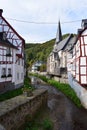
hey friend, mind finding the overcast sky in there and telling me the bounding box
[0,0,87,43]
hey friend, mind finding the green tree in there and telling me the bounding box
[25,33,71,69]
[40,64,46,72]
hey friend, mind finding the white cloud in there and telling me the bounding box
[0,0,87,43]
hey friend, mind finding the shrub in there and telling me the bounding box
[42,118,53,130]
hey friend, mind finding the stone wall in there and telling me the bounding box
[47,73,68,84]
[53,76,68,84]
[0,89,48,130]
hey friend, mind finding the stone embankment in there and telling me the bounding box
[0,88,48,130]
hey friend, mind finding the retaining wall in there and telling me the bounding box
[0,89,48,130]
[53,76,68,84]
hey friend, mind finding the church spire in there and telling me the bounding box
[55,20,62,44]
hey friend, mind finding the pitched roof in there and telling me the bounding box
[55,21,62,44]
[0,9,25,55]
[64,35,77,51]
[0,32,18,49]
[53,34,76,52]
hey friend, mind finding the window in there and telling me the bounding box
[8,68,12,77]
[18,59,20,65]
[17,73,19,80]
[55,62,57,68]
[3,33,7,40]
[2,68,6,75]
[8,68,11,75]
[22,59,24,66]
[1,68,6,78]
[21,73,24,79]
[6,47,11,56]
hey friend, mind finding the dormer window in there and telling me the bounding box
[6,47,11,56]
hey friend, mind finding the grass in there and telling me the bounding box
[30,73,82,108]
[43,118,53,130]
[19,108,53,130]
[24,117,53,130]
[0,88,23,102]
[0,77,33,102]
[48,79,82,108]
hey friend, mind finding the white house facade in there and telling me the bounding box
[47,21,76,79]
[67,19,87,86]
[67,19,87,109]
[0,9,25,93]
[31,61,43,72]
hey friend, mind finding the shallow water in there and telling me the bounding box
[30,76,87,130]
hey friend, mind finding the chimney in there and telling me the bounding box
[0,9,3,16]
[77,28,82,35]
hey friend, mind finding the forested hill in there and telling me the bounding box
[25,34,70,67]
[25,38,55,67]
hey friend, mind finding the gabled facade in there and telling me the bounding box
[47,21,76,78]
[67,19,87,86]
[47,21,62,76]
[0,9,25,93]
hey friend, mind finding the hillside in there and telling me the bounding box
[25,34,71,67]
[25,39,55,67]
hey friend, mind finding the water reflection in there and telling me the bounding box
[31,76,36,84]
[29,75,87,130]
[30,76,41,84]
[29,76,41,89]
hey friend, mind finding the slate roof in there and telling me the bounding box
[53,34,77,52]
[64,35,77,51]
[55,21,62,43]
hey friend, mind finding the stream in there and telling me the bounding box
[30,76,87,130]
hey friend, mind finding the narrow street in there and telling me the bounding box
[30,76,87,130]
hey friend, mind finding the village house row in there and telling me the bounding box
[0,9,25,93]
[47,19,87,87]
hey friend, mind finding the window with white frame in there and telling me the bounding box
[17,73,19,80]
[3,33,7,40]
[21,72,24,79]
[18,59,20,65]
[22,59,23,66]
[6,47,11,56]
[2,68,6,76]
[8,68,12,77]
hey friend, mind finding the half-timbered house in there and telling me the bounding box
[67,19,87,108]
[68,19,87,87]
[0,9,25,93]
